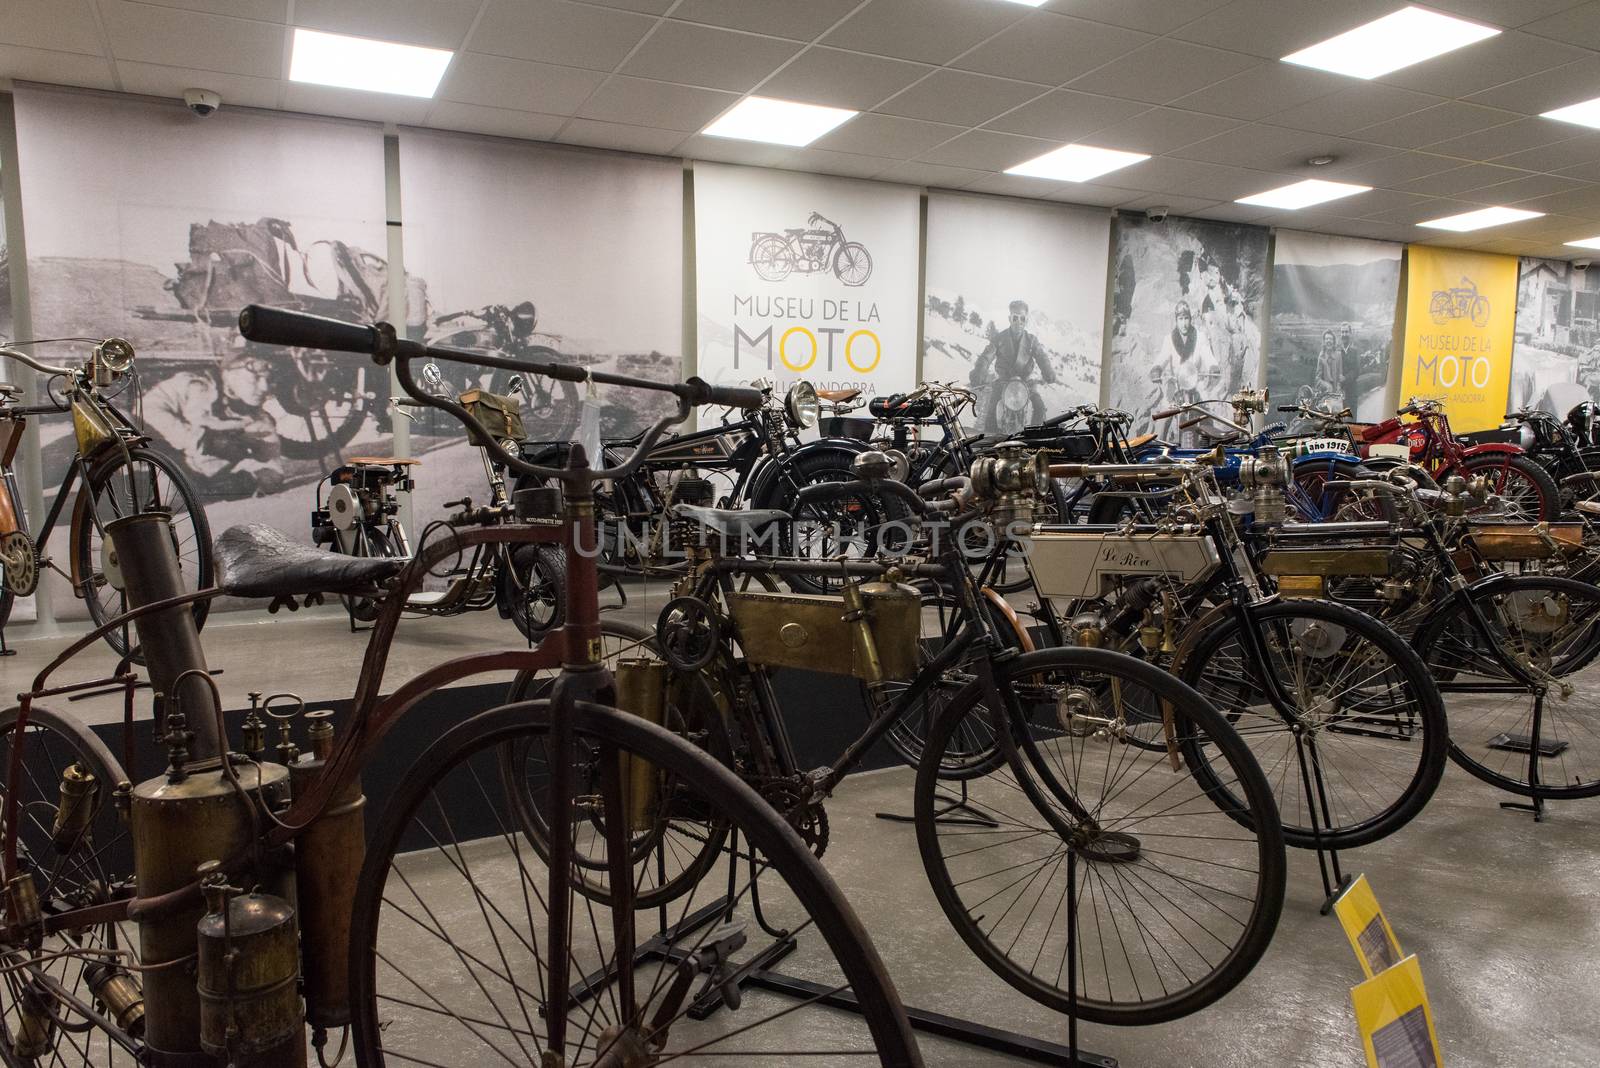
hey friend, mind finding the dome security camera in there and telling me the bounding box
[1575,259,1592,271]
[1145,206,1170,223]
[183,88,222,117]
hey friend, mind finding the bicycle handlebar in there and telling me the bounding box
[0,345,77,378]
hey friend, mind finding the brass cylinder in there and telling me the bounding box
[12,990,53,1058]
[131,761,290,1057]
[197,889,305,1066]
[289,715,365,1030]
[841,581,885,686]
[105,512,220,760]
[51,762,99,852]
[85,962,146,1037]
[614,659,670,832]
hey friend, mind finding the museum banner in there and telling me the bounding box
[923,192,1109,436]
[1106,214,1269,442]
[1400,245,1518,433]
[1508,257,1598,416]
[1266,231,1401,428]
[693,162,919,401]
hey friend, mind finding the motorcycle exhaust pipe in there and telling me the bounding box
[103,512,220,760]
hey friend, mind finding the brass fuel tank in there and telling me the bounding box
[196,871,305,1066]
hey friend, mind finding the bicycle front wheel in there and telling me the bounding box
[1174,599,1448,849]
[350,699,922,1066]
[915,647,1286,1025]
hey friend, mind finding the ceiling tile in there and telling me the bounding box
[1171,0,1397,59]
[1323,151,1455,187]
[1040,0,1234,35]
[1393,163,1526,196]
[1377,31,1589,99]
[0,0,105,55]
[681,136,805,168]
[114,61,280,109]
[1504,134,1600,174]
[1046,182,1137,207]
[1465,56,1600,115]
[440,54,604,115]
[755,46,931,110]
[1353,101,1521,150]
[1522,2,1600,50]
[1105,156,1281,200]
[981,90,1148,141]
[470,0,656,72]
[1470,173,1592,203]
[1174,63,1348,123]
[0,45,115,90]
[1327,188,1431,218]
[961,172,1087,199]
[282,82,428,123]
[1425,117,1582,164]
[1424,0,1582,27]
[556,118,687,154]
[812,113,963,159]
[876,69,1044,127]
[951,12,1151,87]
[1116,192,1222,215]
[1065,39,1263,106]
[577,76,737,131]
[100,1,283,78]
[1512,184,1600,215]
[916,129,1054,171]
[669,0,863,41]
[581,0,675,12]
[1086,107,1242,155]
[136,0,285,19]
[876,159,987,189]
[1172,123,1355,170]
[778,147,891,180]
[1360,196,1485,225]
[820,0,1028,66]
[1269,83,1440,137]
[1190,202,1278,225]
[622,22,799,92]
[423,101,567,141]
[293,0,481,49]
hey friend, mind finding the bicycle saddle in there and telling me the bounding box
[345,455,420,466]
[216,524,407,599]
[816,388,861,403]
[670,504,790,538]
[1124,432,1158,449]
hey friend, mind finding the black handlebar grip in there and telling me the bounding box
[239,304,379,354]
[1278,405,1298,412]
[683,376,763,411]
[1043,409,1078,427]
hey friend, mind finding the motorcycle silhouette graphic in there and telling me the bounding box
[1429,276,1491,327]
[749,212,873,286]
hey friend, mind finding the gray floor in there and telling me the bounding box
[4,599,1596,1067]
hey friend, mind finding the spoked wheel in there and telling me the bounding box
[337,523,401,623]
[1173,600,1448,850]
[267,350,374,461]
[1289,456,1396,521]
[503,543,567,640]
[915,647,1286,1024]
[959,521,1032,593]
[776,456,904,595]
[76,446,212,661]
[833,242,873,287]
[750,236,795,283]
[0,706,140,1065]
[1460,453,1560,521]
[1415,576,1600,799]
[351,700,921,1066]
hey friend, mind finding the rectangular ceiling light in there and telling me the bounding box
[1543,96,1600,129]
[1566,236,1600,249]
[1006,144,1149,182]
[702,96,857,146]
[1418,206,1543,232]
[1282,6,1500,80]
[1236,179,1371,210]
[997,0,1049,6]
[289,27,453,97]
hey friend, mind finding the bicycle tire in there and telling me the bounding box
[915,646,1286,1025]
[349,699,922,1066]
[1460,453,1559,522]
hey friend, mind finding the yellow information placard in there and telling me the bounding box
[1401,246,1519,432]
[1333,875,1403,979]
[1352,955,1444,1068]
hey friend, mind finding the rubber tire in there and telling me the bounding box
[1461,452,1560,521]
[914,646,1286,1025]
[505,542,567,640]
[348,699,922,1067]
[764,450,905,595]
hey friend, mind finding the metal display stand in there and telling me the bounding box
[874,780,998,829]
[1293,731,1354,915]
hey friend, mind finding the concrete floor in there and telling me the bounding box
[3,595,1596,1067]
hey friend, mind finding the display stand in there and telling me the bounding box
[0,622,13,656]
[1293,730,1354,915]
[1493,690,1552,822]
[874,779,999,829]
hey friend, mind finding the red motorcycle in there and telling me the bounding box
[1354,397,1560,519]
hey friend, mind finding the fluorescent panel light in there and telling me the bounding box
[1006,144,1149,183]
[1417,206,1543,232]
[1282,6,1500,80]
[1543,96,1600,129]
[1236,179,1371,209]
[702,96,857,146]
[1566,236,1600,249]
[289,28,453,98]
[998,0,1049,6]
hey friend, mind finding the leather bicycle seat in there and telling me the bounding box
[670,504,790,539]
[345,456,420,466]
[1125,432,1157,449]
[817,388,861,403]
[216,525,406,599]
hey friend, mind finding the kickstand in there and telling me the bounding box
[876,778,999,829]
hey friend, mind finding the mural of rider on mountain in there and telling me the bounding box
[968,298,1055,434]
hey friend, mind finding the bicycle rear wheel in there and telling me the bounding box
[350,700,922,1066]
[915,647,1285,1025]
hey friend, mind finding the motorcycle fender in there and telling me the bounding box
[746,443,865,508]
[68,492,90,593]
[982,587,1035,653]
[1458,443,1524,458]
[1289,451,1361,468]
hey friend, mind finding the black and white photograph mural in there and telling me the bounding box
[0,167,11,342]
[1107,214,1268,443]
[1266,231,1401,427]
[922,193,1108,435]
[398,130,682,522]
[12,86,389,624]
[1509,257,1600,414]
[695,162,918,401]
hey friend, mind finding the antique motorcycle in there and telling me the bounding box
[1490,404,1600,510]
[426,301,581,442]
[1429,275,1492,327]
[748,212,874,286]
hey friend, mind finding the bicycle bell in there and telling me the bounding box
[970,445,1049,526]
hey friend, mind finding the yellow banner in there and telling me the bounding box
[1334,875,1403,979]
[1401,246,1519,432]
[1352,955,1444,1068]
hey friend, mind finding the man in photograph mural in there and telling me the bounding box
[1153,299,1221,445]
[969,298,1055,433]
[142,341,283,497]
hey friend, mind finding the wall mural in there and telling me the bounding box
[694,162,919,402]
[1106,214,1268,443]
[922,192,1108,435]
[1509,256,1600,415]
[1400,245,1519,433]
[1266,231,1401,429]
